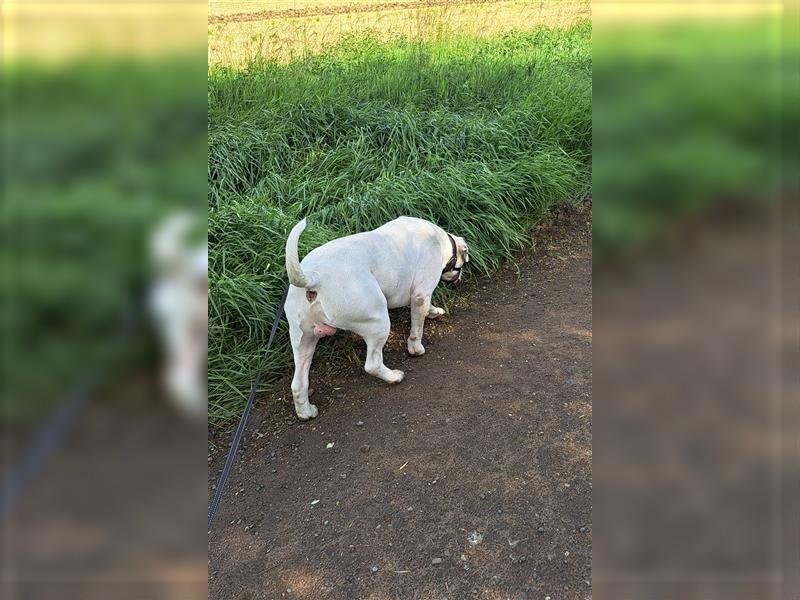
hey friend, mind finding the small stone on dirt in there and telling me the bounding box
[356,421,364,427]
[537,527,545,533]
[371,566,378,573]
[467,531,484,545]
[360,444,371,453]
[431,557,442,565]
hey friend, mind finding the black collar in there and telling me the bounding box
[442,234,460,275]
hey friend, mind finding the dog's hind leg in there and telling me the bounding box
[289,322,319,420]
[357,315,404,384]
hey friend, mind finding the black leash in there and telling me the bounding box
[0,298,141,520]
[1,376,95,519]
[208,284,289,530]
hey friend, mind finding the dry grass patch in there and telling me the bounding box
[208,0,589,65]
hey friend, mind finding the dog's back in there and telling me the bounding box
[287,217,440,287]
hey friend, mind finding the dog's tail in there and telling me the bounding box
[285,218,319,289]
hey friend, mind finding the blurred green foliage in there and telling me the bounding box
[593,17,791,260]
[2,56,207,422]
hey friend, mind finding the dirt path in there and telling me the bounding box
[210,0,506,24]
[208,208,592,600]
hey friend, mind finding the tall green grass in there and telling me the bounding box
[208,22,592,425]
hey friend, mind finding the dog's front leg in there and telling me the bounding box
[426,305,445,319]
[407,293,431,356]
[289,324,319,420]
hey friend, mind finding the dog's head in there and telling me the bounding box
[441,235,469,284]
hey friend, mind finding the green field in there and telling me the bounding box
[208,20,592,425]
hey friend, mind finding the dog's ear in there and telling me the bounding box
[456,237,469,263]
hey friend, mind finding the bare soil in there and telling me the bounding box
[208,207,592,600]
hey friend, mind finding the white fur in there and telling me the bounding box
[150,213,208,419]
[284,216,468,420]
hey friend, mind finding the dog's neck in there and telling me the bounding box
[439,229,461,275]
[441,232,459,275]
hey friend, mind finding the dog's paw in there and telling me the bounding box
[295,402,318,420]
[407,339,426,356]
[386,369,405,384]
[426,306,446,319]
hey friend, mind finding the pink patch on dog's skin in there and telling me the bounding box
[314,324,337,338]
[306,290,317,303]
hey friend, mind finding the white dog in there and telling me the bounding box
[150,213,208,419]
[284,217,469,420]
